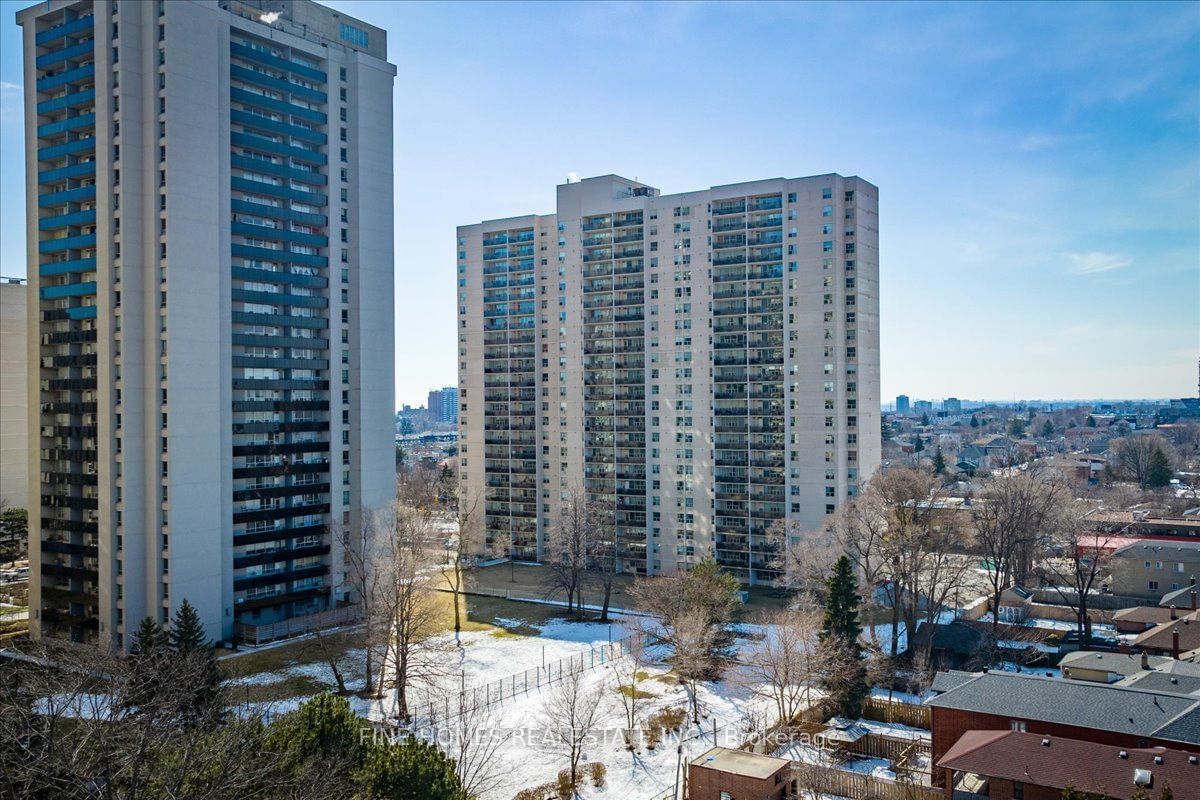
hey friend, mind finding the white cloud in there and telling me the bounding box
[1067,251,1132,275]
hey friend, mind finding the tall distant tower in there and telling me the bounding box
[20,0,396,647]
[458,174,881,584]
[895,394,910,414]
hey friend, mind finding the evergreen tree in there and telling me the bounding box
[1041,419,1055,438]
[133,615,169,653]
[1146,446,1174,489]
[932,447,946,475]
[820,556,861,643]
[1007,417,1027,437]
[269,694,468,799]
[913,436,924,453]
[358,737,469,800]
[169,599,223,726]
[970,415,979,428]
[1086,415,1097,427]
[819,556,869,717]
[170,599,209,651]
[920,412,930,426]
[125,617,170,712]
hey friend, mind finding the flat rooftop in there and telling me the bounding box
[690,746,789,780]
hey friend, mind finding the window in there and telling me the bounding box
[339,23,369,47]
[1149,580,1159,591]
[1010,720,1026,732]
[1013,782,1024,800]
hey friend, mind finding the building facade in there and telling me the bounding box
[19,0,396,647]
[895,394,910,414]
[1,278,29,510]
[457,174,880,584]
[427,386,459,424]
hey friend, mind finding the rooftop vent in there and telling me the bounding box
[1041,738,1051,747]
[1154,756,1164,765]
[1120,751,1129,759]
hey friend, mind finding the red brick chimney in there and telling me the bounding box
[1173,628,1181,660]
[1191,590,1197,611]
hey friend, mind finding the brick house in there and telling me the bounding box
[924,671,1200,786]
[687,747,790,800]
[1110,541,1200,602]
[938,730,1200,800]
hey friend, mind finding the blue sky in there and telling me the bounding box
[2,1,1197,407]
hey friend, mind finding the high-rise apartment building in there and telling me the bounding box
[457,174,880,584]
[19,0,396,647]
[428,386,459,424]
[1,278,29,510]
[895,394,910,414]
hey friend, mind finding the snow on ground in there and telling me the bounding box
[773,740,930,782]
[978,613,1117,635]
[997,639,1059,653]
[865,621,907,654]
[424,658,776,800]
[869,686,923,705]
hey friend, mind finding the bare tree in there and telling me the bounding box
[443,489,482,641]
[546,490,592,616]
[972,468,1066,650]
[301,626,349,694]
[1036,501,1116,648]
[1112,434,1175,490]
[586,501,620,622]
[541,667,604,793]
[612,633,650,737]
[739,608,824,725]
[377,504,450,722]
[0,640,284,800]
[430,673,508,799]
[765,518,840,595]
[671,606,718,725]
[344,506,396,698]
[633,560,739,724]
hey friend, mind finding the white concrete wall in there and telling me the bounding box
[0,281,28,510]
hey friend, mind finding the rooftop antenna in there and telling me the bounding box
[566,172,579,184]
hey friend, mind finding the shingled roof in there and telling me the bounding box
[938,731,1200,800]
[924,671,1200,745]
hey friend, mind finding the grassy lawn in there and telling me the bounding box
[218,593,585,701]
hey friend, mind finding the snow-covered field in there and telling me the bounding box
[407,616,777,800]
[224,614,780,800]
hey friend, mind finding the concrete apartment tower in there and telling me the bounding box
[457,175,880,585]
[1,278,29,510]
[18,0,396,647]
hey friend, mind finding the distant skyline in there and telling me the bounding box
[2,0,1197,407]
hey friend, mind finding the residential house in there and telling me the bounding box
[1111,541,1200,601]
[937,731,1200,800]
[924,671,1200,785]
[1115,605,1189,634]
[1132,612,1200,658]
[1059,651,1172,684]
[1044,453,1107,485]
